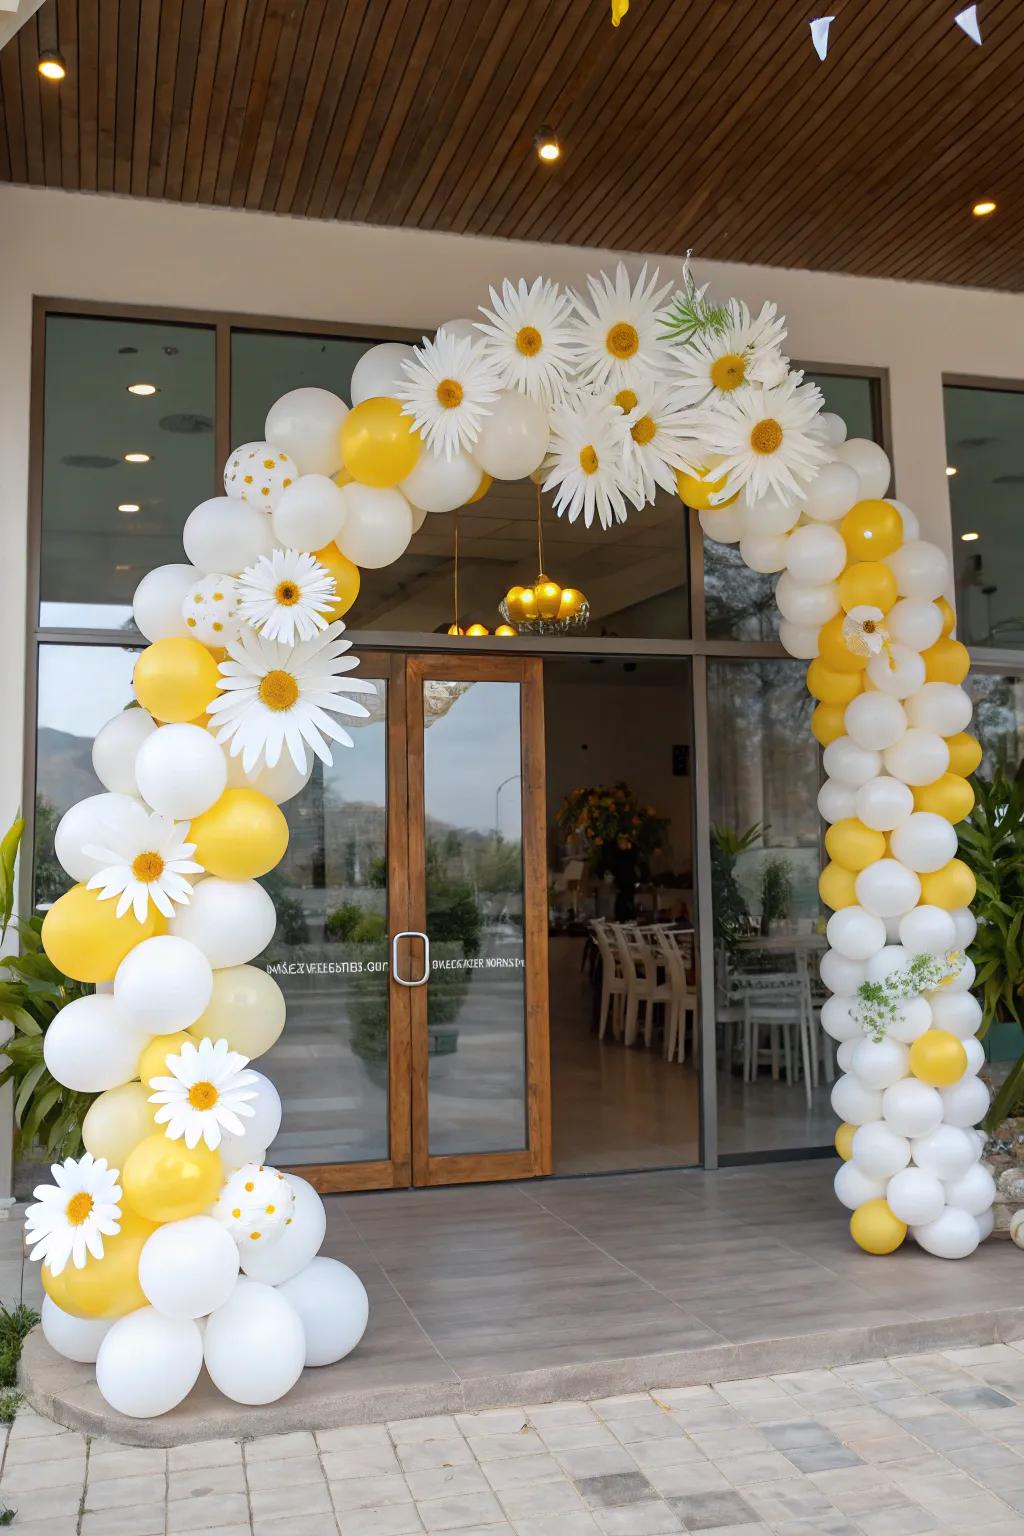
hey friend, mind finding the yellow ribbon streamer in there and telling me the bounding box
[612,0,629,25]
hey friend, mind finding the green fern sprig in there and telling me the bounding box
[852,950,963,1042]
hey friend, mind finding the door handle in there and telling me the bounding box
[391,931,431,986]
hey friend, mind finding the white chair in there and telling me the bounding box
[590,919,627,1040]
[614,924,672,1049]
[734,971,815,1107]
[654,927,698,1063]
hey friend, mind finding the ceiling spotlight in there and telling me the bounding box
[534,126,561,163]
[961,531,980,541]
[972,199,997,217]
[127,383,159,397]
[124,452,150,464]
[37,50,67,82]
[117,503,141,514]
[946,465,958,476]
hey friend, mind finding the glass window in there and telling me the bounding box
[40,316,216,630]
[966,671,1024,776]
[704,371,881,641]
[231,330,374,447]
[944,383,1024,648]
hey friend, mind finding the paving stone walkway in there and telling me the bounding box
[7,1343,1024,1534]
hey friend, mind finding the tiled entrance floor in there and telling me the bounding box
[16,1162,1024,1445]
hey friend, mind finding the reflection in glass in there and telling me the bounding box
[944,384,1024,648]
[422,681,527,1156]
[41,316,216,630]
[967,672,1024,776]
[231,330,373,447]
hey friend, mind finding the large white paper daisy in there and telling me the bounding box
[84,813,203,921]
[208,621,376,774]
[696,375,828,507]
[25,1153,122,1276]
[149,1037,259,1151]
[542,394,643,530]
[475,277,576,406]
[236,548,336,646]
[670,298,789,406]
[611,382,702,504]
[568,262,673,391]
[395,328,503,460]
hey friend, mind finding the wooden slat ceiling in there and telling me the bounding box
[2,0,1022,290]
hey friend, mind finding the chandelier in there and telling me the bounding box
[498,483,590,635]
[446,511,515,637]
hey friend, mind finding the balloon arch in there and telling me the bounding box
[30,262,990,1420]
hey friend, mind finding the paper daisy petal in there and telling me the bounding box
[395,328,503,461]
[84,812,203,923]
[542,392,644,531]
[669,297,789,407]
[149,1036,260,1152]
[24,1153,123,1277]
[236,548,337,646]
[475,277,576,406]
[568,262,674,392]
[810,16,834,59]
[610,381,703,504]
[692,373,828,507]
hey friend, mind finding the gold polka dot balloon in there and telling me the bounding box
[212,1162,295,1249]
[182,574,243,646]
[224,441,296,510]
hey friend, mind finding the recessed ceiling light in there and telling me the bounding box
[534,126,561,163]
[972,199,997,217]
[114,563,133,572]
[961,531,980,542]
[124,452,150,464]
[946,465,957,476]
[127,383,159,397]
[117,503,141,514]
[37,50,66,81]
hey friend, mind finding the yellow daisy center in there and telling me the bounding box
[65,1192,93,1226]
[188,1081,219,1110]
[436,378,464,409]
[606,322,639,359]
[614,388,638,413]
[631,415,656,446]
[579,445,599,474]
[259,670,299,711]
[711,353,747,391]
[274,580,300,607]
[750,417,784,455]
[515,325,542,356]
[132,851,165,882]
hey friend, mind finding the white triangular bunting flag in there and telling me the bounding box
[810,16,835,60]
[954,4,982,43]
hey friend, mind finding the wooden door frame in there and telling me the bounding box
[406,653,551,1187]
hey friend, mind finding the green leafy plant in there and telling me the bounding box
[710,821,762,949]
[853,952,962,1043]
[759,856,793,934]
[659,257,730,344]
[0,1298,40,1431]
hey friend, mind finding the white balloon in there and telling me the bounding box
[820,995,861,1043]
[889,812,957,874]
[885,1167,946,1226]
[472,390,549,479]
[775,572,840,627]
[55,794,148,883]
[183,497,275,576]
[41,1296,114,1363]
[977,1206,996,1242]
[114,935,213,1035]
[133,564,198,643]
[169,877,276,968]
[96,1308,203,1418]
[945,954,976,995]
[827,906,887,961]
[223,441,296,510]
[698,505,743,544]
[203,1278,305,1405]
[866,644,926,700]
[885,541,950,602]
[819,413,848,447]
[882,729,949,787]
[240,1175,326,1283]
[905,682,972,737]
[400,448,481,513]
[822,737,883,789]
[961,1037,986,1077]
[785,524,847,584]
[741,532,791,574]
[887,597,944,653]
[181,574,243,648]
[912,1124,980,1181]
[851,1037,910,1089]
[410,503,429,533]
[897,906,956,956]
[834,1161,886,1210]
[950,907,978,949]
[779,619,820,659]
[851,1121,910,1179]
[836,1040,857,1073]
[92,708,158,796]
[437,318,478,343]
[939,1076,990,1128]
[855,776,913,833]
[265,387,348,477]
[864,945,908,984]
[834,438,891,498]
[271,474,347,551]
[44,995,142,1092]
[944,1163,995,1216]
[277,1257,369,1367]
[802,459,860,522]
[831,1073,883,1126]
[139,1217,240,1320]
[856,859,921,919]
[819,951,867,994]
[914,1206,980,1260]
[844,693,907,752]
[887,997,932,1043]
[225,749,313,804]
[350,343,418,406]
[818,780,858,823]
[927,990,982,1040]
[218,1071,283,1172]
[738,488,802,536]
[883,1077,943,1137]
[134,722,227,819]
[337,484,414,568]
[887,499,921,542]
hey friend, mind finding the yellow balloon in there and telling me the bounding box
[534,578,562,620]
[825,818,888,873]
[313,542,361,620]
[835,1123,856,1161]
[910,1029,968,1087]
[818,615,869,675]
[340,397,421,488]
[840,500,903,562]
[913,772,975,823]
[812,703,846,747]
[122,1135,223,1223]
[495,624,517,637]
[557,588,586,621]
[466,470,492,505]
[332,468,354,488]
[819,861,858,910]
[919,637,969,685]
[806,659,863,706]
[188,787,289,880]
[676,467,737,511]
[42,1209,155,1319]
[936,596,956,637]
[189,964,285,1058]
[137,1031,194,1086]
[945,732,982,779]
[82,1082,158,1167]
[837,560,898,614]
[919,858,977,911]
[850,1198,907,1255]
[134,637,221,723]
[42,884,163,984]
